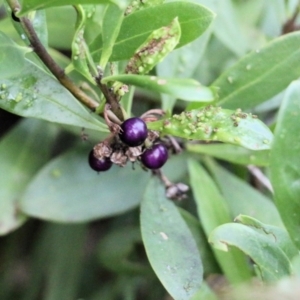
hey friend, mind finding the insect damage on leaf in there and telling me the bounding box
[125,17,181,75]
[147,106,273,150]
[125,0,164,15]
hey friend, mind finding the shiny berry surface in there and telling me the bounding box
[141,144,168,170]
[88,150,112,172]
[119,117,148,147]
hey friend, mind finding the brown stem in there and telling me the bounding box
[95,72,124,121]
[7,0,99,110]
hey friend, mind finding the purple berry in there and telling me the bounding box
[88,150,112,172]
[141,144,168,170]
[119,117,148,147]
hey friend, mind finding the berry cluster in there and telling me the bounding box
[88,117,169,172]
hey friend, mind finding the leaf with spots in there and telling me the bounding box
[147,106,273,150]
[270,80,300,250]
[0,37,107,131]
[140,177,203,300]
[91,2,215,62]
[102,74,215,102]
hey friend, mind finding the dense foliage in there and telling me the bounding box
[0,0,300,299]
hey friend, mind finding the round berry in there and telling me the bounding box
[88,150,112,172]
[141,144,168,170]
[119,117,148,147]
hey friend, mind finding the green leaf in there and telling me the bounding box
[157,26,212,112]
[20,145,150,222]
[212,32,300,110]
[0,119,58,235]
[100,3,124,68]
[102,74,215,102]
[206,160,283,227]
[92,2,215,62]
[270,80,300,249]
[19,0,123,15]
[235,215,298,261]
[0,57,107,131]
[187,143,270,166]
[188,159,252,283]
[179,208,220,275]
[71,5,97,83]
[0,32,30,79]
[140,177,203,300]
[147,107,273,150]
[47,7,76,50]
[125,17,181,75]
[209,223,292,281]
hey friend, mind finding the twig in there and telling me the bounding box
[7,0,99,110]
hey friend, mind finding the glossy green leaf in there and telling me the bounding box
[102,74,214,102]
[147,107,273,150]
[270,80,300,249]
[92,2,214,62]
[141,177,203,300]
[206,160,283,227]
[100,3,124,68]
[0,119,57,235]
[236,215,298,261]
[20,145,150,222]
[209,223,292,281]
[18,0,124,15]
[188,159,252,283]
[71,5,97,83]
[0,57,107,131]
[187,143,270,166]
[212,32,300,110]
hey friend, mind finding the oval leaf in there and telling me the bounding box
[270,80,300,249]
[209,223,292,281]
[0,119,58,235]
[147,107,273,150]
[212,31,300,110]
[92,2,215,62]
[102,74,215,101]
[20,145,150,222]
[141,177,203,299]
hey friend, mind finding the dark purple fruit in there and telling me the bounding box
[119,117,148,147]
[88,150,112,172]
[141,144,168,170]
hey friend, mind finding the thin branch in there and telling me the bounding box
[95,72,124,121]
[7,0,99,110]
